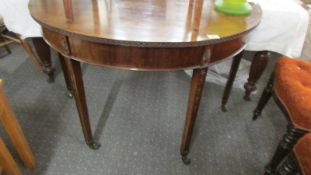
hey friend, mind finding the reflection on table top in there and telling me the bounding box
[29,0,261,47]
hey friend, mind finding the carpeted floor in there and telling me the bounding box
[0,42,289,175]
[4,11,311,172]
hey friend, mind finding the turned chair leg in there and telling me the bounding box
[276,152,299,175]
[264,125,307,175]
[244,51,269,100]
[253,74,274,120]
[32,38,55,83]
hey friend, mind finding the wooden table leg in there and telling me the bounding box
[32,38,55,83]
[180,67,208,164]
[58,53,73,98]
[0,138,22,175]
[244,51,269,100]
[0,80,36,170]
[221,51,244,112]
[65,58,100,149]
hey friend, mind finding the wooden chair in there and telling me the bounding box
[0,16,12,57]
[253,57,311,174]
[0,15,55,82]
[276,133,311,175]
[0,80,36,175]
[0,29,44,70]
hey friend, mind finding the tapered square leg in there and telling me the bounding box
[221,51,244,112]
[64,58,100,150]
[180,68,208,164]
[58,53,73,98]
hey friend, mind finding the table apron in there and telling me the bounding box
[43,27,245,71]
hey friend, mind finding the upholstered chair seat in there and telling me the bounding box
[253,56,311,174]
[274,57,311,130]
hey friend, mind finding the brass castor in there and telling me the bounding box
[253,110,261,120]
[67,91,73,98]
[182,156,191,165]
[87,142,101,150]
[221,104,227,112]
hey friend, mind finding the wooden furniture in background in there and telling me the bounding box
[0,16,12,57]
[244,51,270,100]
[244,1,307,100]
[253,57,311,174]
[1,14,54,82]
[29,0,261,163]
[0,34,12,58]
[0,30,55,82]
[0,138,22,175]
[0,80,36,175]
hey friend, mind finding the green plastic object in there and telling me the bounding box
[215,0,252,16]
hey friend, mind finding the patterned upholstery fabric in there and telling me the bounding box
[295,134,311,175]
[274,57,311,130]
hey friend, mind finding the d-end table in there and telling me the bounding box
[29,0,261,164]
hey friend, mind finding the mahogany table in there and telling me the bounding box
[29,0,261,163]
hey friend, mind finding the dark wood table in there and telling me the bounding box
[29,0,261,163]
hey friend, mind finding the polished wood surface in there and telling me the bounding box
[43,27,246,70]
[180,67,208,164]
[221,51,244,111]
[29,0,261,47]
[58,53,73,96]
[29,0,262,163]
[32,38,55,83]
[0,80,36,170]
[64,58,100,149]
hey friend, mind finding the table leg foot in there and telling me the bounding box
[221,104,227,112]
[67,91,73,98]
[87,142,101,150]
[252,110,261,120]
[65,58,97,149]
[243,89,253,101]
[221,51,244,111]
[59,54,74,99]
[44,67,55,83]
[182,155,191,165]
[180,68,208,165]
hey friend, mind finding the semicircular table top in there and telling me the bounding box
[29,0,262,47]
[27,0,264,163]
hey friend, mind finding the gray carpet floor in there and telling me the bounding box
[0,44,291,175]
